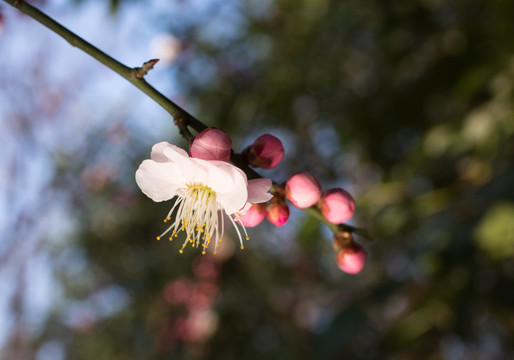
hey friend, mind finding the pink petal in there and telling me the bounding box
[247,178,273,203]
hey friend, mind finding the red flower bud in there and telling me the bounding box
[266,199,289,226]
[239,203,267,228]
[190,128,232,162]
[319,188,355,224]
[245,134,284,169]
[335,243,366,274]
[285,172,322,209]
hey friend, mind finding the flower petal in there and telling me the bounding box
[202,161,244,191]
[238,202,253,214]
[151,142,188,163]
[162,145,210,182]
[247,178,273,203]
[207,162,248,214]
[135,159,183,202]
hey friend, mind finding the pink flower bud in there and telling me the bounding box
[266,199,289,226]
[190,128,232,162]
[319,188,355,224]
[246,134,284,169]
[335,243,366,274]
[285,172,322,209]
[239,203,267,228]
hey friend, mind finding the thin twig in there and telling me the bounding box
[2,0,204,132]
[3,0,370,239]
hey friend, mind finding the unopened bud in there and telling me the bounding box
[244,134,284,169]
[266,198,289,226]
[190,128,232,162]
[319,188,355,224]
[239,203,267,228]
[335,243,366,274]
[285,172,322,209]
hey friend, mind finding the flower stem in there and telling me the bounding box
[2,0,207,134]
[303,206,340,233]
[303,204,370,239]
[4,0,370,240]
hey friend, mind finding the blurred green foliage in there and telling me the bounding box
[4,0,514,359]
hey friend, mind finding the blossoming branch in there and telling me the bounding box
[3,0,370,274]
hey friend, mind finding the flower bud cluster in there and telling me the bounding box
[237,132,356,230]
[189,129,364,272]
[283,172,362,273]
[284,172,355,225]
[239,197,290,228]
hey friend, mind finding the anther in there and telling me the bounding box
[156,236,161,240]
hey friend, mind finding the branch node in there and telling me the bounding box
[133,58,159,79]
[174,115,195,144]
[332,231,353,251]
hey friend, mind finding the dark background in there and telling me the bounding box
[1,0,514,359]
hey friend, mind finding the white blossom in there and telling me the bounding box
[136,142,272,254]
